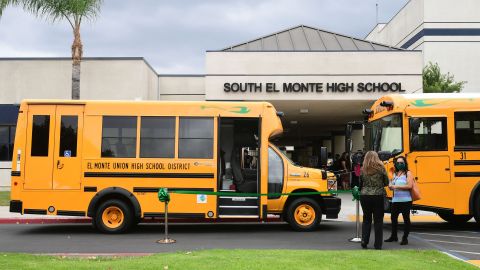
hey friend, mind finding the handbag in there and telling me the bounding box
[410,179,421,201]
[383,195,391,212]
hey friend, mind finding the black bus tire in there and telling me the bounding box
[474,193,480,225]
[95,199,133,234]
[286,197,322,231]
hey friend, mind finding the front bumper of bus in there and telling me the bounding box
[323,196,341,219]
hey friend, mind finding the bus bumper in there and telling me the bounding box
[9,200,22,213]
[323,196,341,219]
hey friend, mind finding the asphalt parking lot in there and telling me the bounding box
[0,216,479,266]
[0,221,431,254]
[410,221,480,261]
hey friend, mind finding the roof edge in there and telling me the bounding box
[0,57,158,75]
[221,24,404,51]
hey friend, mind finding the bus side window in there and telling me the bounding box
[101,116,137,158]
[140,116,175,158]
[409,117,447,151]
[454,112,480,147]
[179,117,213,159]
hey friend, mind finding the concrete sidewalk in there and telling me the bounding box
[336,193,444,223]
[0,206,90,224]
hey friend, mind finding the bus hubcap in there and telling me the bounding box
[102,206,124,229]
[294,204,315,226]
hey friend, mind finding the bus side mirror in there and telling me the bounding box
[320,147,328,167]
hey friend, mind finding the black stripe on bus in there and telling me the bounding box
[57,210,86,217]
[84,172,214,179]
[83,186,97,192]
[454,146,480,152]
[455,172,480,177]
[143,212,205,219]
[11,171,21,177]
[133,187,214,193]
[454,160,480,166]
[24,209,47,215]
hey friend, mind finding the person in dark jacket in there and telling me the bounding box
[359,151,389,250]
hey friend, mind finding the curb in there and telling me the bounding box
[0,218,91,224]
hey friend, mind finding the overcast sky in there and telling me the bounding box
[0,0,408,74]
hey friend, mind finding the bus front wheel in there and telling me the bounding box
[286,197,321,231]
[94,199,134,234]
[438,213,472,224]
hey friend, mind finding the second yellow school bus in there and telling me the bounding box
[10,100,340,233]
[365,94,480,225]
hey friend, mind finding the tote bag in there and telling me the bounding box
[410,179,421,201]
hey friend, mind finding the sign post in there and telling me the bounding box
[157,188,176,244]
[349,186,362,243]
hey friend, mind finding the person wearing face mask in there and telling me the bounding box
[385,156,413,245]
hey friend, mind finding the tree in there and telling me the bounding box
[423,62,466,93]
[0,0,103,99]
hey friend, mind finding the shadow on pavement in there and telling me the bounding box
[18,220,344,235]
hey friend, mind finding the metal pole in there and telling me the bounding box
[349,198,362,243]
[157,189,176,244]
[165,201,169,238]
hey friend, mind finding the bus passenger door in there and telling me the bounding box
[407,116,451,208]
[52,105,84,190]
[24,105,56,189]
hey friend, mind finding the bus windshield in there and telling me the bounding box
[366,113,403,154]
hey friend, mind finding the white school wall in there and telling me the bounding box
[366,0,480,92]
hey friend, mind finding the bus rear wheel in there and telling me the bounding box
[286,197,321,231]
[474,194,480,225]
[95,199,133,234]
[438,213,472,224]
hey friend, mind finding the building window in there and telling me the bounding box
[101,116,137,158]
[31,115,50,157]
[140,117,175,158]
[59,116,78,157]
[179,117,213,159]
[0,126,15,161]
[455,112,480,147]
[409,117,447,151]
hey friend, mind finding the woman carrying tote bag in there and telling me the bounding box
[385,156,414,245]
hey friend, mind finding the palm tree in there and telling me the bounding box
[0,0,103,99]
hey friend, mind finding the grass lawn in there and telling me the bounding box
[0,191,9,206]
[0,249,476,270]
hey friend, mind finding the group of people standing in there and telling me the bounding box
[331,151,364,190]
[359,151,413,249]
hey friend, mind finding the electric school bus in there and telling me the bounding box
[365,94,480,225]
[9,100,340,233]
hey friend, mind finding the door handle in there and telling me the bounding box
[57,160,64,169]
[445,168,450,171]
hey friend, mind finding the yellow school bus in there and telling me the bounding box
[9,100,340,233]
[365,93,480,225]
